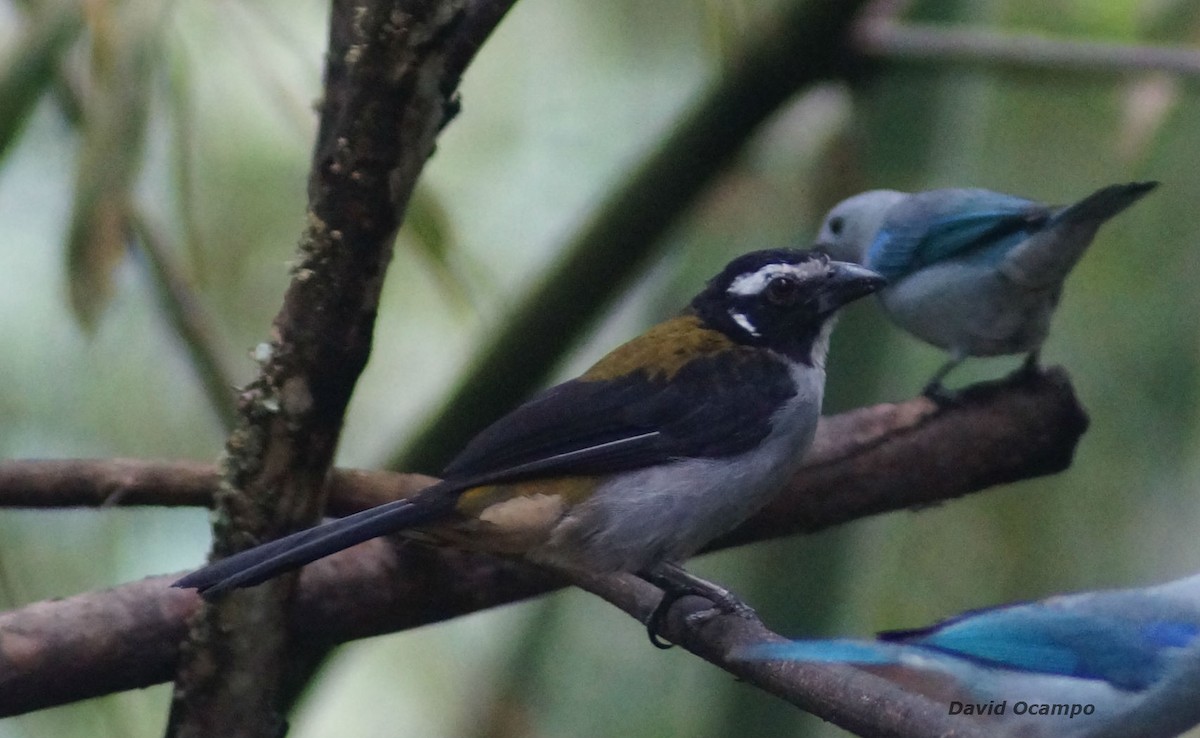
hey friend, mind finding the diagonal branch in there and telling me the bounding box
[166,2,517,736]
[0,369,1086,736]
[129,206,240,431]
[573,574,991,738]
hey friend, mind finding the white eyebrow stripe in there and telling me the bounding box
[726,261,823,296]
[730,311,760,337]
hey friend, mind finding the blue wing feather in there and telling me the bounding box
[866,190,1048,280]
[884,606,1199,691]
[740,609,1200,692]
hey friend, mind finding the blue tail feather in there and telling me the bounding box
[733,639,899,665]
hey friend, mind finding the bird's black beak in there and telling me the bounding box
[815,261,886,316]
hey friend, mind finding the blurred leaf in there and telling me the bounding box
[402,184,475,310]
[0,0,83,162]
[163,39,207,279]
[1010,0,1138,39]
[405,185,455,268]
[1149,0,1200,40]
[1117,73,1179,162]
[66,0,163,330]
[66,192,129,329]
[700,0,750,61]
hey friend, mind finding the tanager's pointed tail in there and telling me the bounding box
[1002,181,1158,288]
[173,483,457,598]
[1053,181,1158,225]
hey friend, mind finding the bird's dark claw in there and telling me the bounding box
[639,562,758,649]
[922,380,961,406]
[647,592,683,649]
[1008,351,1043,384]
[922,354,967,406]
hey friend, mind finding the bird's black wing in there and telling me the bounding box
[175,348,797,598]
[443,348,798,484]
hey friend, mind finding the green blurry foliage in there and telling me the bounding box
[0,0,80,159]
[3,1,1200,737]
[65,0,161,329]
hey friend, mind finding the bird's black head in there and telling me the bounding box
[691,249,886,365]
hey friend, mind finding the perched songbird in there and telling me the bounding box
[813,182,1157,397]
[176,250,884,643]
[736,572,1200,738]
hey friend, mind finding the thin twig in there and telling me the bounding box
[0,458,432,513]
[129,207,240,431]
[162,48,212,286]
[856,0,1200,77]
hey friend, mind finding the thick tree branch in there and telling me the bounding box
[0,370,1085,524]
[0,369,1086,735]
[715,369,1087,549]
[166,2,516,736]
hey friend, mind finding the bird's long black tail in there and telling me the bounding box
[173,482,459,598]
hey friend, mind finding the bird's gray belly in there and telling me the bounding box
[880,263,1056,357]
[526,386,821,573]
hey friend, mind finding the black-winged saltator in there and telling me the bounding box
[175,249,884,642]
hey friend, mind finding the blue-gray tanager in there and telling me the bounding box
[735,572,1200,738]
[813,182,1158,397]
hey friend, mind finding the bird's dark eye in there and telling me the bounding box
[828,216,844,236]
[764,275,802,306]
